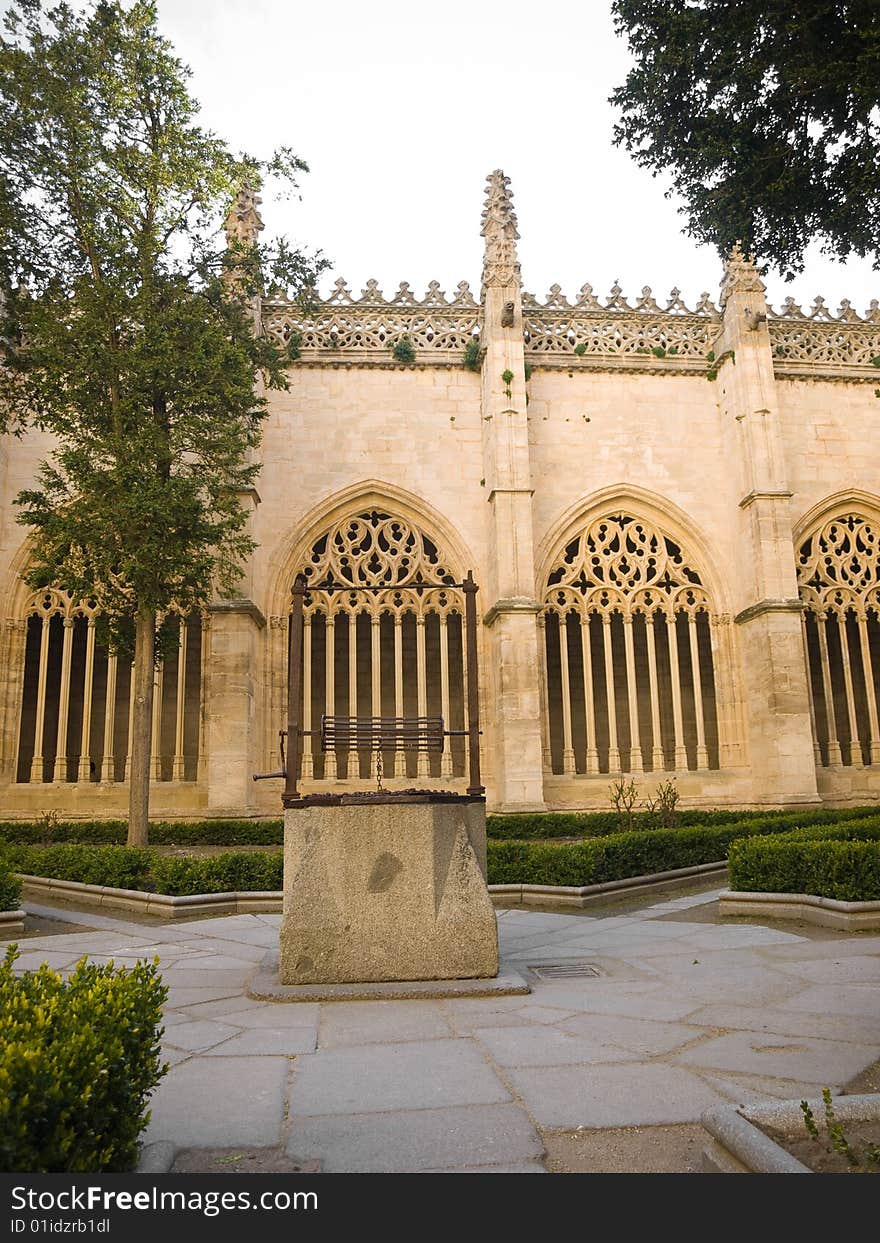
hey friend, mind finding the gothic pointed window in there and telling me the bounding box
[541,512,719,775]
[797,513,880,767]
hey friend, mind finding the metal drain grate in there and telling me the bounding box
[529,962,602,981]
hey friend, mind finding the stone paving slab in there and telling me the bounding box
[507,1063,730,1128]
[559,1012,708,1056]
[144,1057,290,1147]
[779,983,880,1018]
[200,1028,317,1056]
[290,1039,511,1116]
[674,1029,880,1083]
[286,1103,541,1173]
[316,999,454,1047]
[771,955,880,984]
[681,1002,880,1045]
[474,1025,640,1067]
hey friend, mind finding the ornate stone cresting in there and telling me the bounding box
[480,169,520,297]
[719,242,766,306]
[225,182,264,248]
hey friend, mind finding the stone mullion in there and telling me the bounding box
[816,614,842,765]
[537,615,553,773]
[172,620,188,781]
[100,651,118,783]
[348,611,358,779]
[439,614,453,778]
[393,616,406,778]
[856,613,880,765]
[557,613,576,775]
[29,615,51,783]
[125,661,136,781]
[688,615,710,770]
[837,612,863,767]
[52,617,74,783]
[623,615,643,773]
[580,612,599,774]
[324,613,337,779]
[197,621,209,785]
[150,660,164,780]
[416,615,429,778]
[76,619,96,782]
[301,617,313,778]
[800,618,823,768]
[602,615,620,773]
[645,613,666,771]
[370,614,382,782]
[666,612,688,770]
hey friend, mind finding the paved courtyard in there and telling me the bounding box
[13,888,880,1173]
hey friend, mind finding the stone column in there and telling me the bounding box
[204,598,266,815]
[478,170,545,810]
[714,246,818,805]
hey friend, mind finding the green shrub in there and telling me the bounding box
[150,851,283,895]
[486,819,788,887]
[485,804,880,840]
[728,831,880,902]
[0,861,21,911]
[1,844,153,890]
[0,946,167,1172]
[0,818,284,846]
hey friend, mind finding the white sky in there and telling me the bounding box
[158,0,879,314]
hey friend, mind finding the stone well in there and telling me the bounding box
[279,793,498,985]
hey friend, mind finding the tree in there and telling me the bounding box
[610,1,880,278]
[0,0,327,843]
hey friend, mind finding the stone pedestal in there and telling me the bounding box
[279,795,498,985]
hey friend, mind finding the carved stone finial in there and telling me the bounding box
[481,169,520,296]
[225,181,264,248]
[720,241,766,306]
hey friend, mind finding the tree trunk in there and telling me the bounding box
[127,606,155,846]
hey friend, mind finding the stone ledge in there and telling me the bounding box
[718,888,880,931]
[702,1094,880,1174]
[492,861,727,909]
[0,908,26,937]
[249,949,529,1003]
[18,875,281,919]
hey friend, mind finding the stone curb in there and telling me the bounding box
[718,889,880,931]
[135,1141,177,1175]
[16,860,727,920]
[249,950,531,1002]
[701,1094,880,1174]
[0,908,26,937]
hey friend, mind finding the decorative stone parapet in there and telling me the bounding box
[279,794,498,985]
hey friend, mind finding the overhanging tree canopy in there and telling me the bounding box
[610,0,880,277]
[0,0,328,842]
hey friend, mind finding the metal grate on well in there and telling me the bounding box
[529,962,603,981]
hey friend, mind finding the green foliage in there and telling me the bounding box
[390,335,416,363]
[0,946,167,1172]
[150,851,283,895]
[573,343,587,356]
[728,827,880,901]
[610,1,880,277]
[1,844,153,890]
[651,345,666,358]
[286,330,304,362]
[609,778,639,831]
[463,338,482,371]
[524,363,534,382]
[0,860,21,910]
[485,803,880,841]
[487,819,789,887]
[801,1090,879,1171]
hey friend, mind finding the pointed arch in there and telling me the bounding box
[793,492,880,770]
[537,487,724,780]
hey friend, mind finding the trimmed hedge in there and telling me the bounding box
[0,819,284,846]
[1,843,282,896]
[3,805,879,847]
[485,804,880,840]
[728,831,880,902]
[0,861,21,911]
[486,819,791,887]
[0,946,167,1172]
